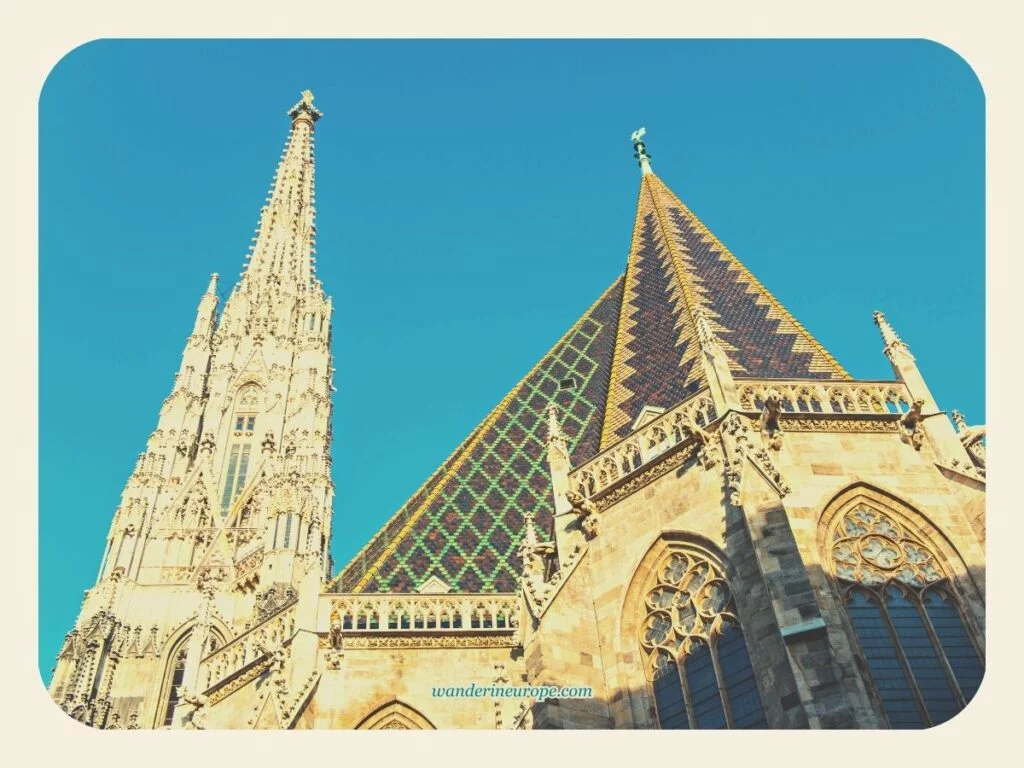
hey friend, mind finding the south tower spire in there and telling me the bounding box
[50,92,336,727]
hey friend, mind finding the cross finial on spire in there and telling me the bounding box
[631,127,653,176]
[288,89,322,123]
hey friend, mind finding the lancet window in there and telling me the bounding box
[639,546,767,729]
[827,503,983,728]
[220,385,261,514]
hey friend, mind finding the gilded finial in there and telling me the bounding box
[631,127,653,176]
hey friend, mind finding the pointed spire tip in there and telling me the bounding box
[631,126,654,176]
[288,89,322,123]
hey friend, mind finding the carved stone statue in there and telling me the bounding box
[566,491,599,539]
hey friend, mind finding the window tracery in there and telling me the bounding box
[827,503,983,728]
[220,385,261,515]
[639,546,766,729]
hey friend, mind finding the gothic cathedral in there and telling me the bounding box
[48,92,986,730]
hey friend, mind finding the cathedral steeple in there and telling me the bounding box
[227,89,323,323]
[51,94,337,725]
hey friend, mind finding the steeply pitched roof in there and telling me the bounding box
[332,279,624,593]
[332,167,847,595]
[601,173,848,446]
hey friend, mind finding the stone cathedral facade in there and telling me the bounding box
[48,93,986,730]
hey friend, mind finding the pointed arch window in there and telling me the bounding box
[161,638,190,727]
[828,504,983,728]
[221,385,261,514]
[640,548,767,729]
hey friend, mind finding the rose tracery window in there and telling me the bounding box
[829,504,983,728]
[640,548,766,729]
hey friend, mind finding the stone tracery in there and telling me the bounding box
[824,500,983,728]
[637,544,766,729]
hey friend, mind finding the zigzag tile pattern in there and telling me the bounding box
[604,212,703,443]
[334,169,848,595]
[602,174,848,444]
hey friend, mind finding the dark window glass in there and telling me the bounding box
[235,445,252,499]
[684,642,727,729]
[847,590,924,729]
[653,660,688,729]
[886,587,960,725]
[245,415,256,431]
[717,623,767,728]
[924,591,983,704]
[162,645,189,726]
[234,416,245,431]
[220,445,240,511]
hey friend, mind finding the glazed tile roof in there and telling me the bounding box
[600,173,848,445]
[332,169,848,594]
[332,279,624,593]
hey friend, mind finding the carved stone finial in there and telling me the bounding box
[873,310,912,358]
[546,403,567,447]
[261,430,277,455]
[206,273,219,295]
[631,127,653,176]
[289,89,322,123]
[693,307,720,353]
[521,511,539,550]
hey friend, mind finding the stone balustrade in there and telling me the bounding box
[326,593,520,634]
[199,601,296,693]
[570,388,717,499]
[569,380,914,500]
[735,378,913,416]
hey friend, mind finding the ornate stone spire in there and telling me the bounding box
[546,403,568,453]
[631,127,653,176]
[692,306,720,354]
[230,90,323,309]
[188,273,219,344]
[873,310,913,360]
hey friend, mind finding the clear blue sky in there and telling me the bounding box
[39,39,984,679]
